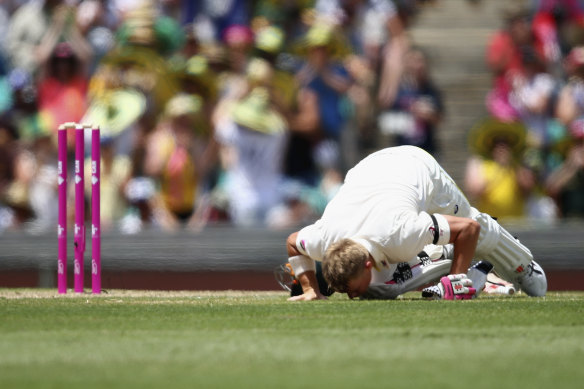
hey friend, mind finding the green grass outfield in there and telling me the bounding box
[1,290,583,389]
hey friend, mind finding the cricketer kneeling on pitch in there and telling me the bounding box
[283,146,547,301]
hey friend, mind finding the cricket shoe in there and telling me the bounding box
[516,260,547,297]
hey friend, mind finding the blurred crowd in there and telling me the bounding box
[0,0,582,236]
[465,0,584,223]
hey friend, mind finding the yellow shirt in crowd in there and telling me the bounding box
[476,159,525,219]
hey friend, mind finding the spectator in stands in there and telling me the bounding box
[253,25,298,120]
[174,55,220,187]
[99,0,184,123]
[144,93,208,231]
[377,46,443,156]
[485,22,561,221]
[518,45,584,185]
[1,125,59,234]
[2,146,35,229]
[556,46,584,130]
[532,0,584,69]
[546,46,584,218]
[214,24,254,104]
[118,112,158,235]
[265,25,323,186]
[2,70,61,234]
[507,46,557,148]
[224,24,255,76]
[115,0,184,58]
[209,25,255,127]
[486,5,546,122]
[314,0,411,109]
[5,0,68,75]
[25,132,59,234]
[313,0,415,150]
[544,123,584,218]
[37,42,91,139]
[464,118,536,220]
[291,22,353,180]
[5,69,45,146]
[28,1,92,137]
[214,86,288,226]
[75,0,118,74]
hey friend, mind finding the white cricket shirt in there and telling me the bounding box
[296,146,472,270]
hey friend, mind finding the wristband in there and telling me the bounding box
[288,255,316,277]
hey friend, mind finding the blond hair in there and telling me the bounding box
[322,239,369,293]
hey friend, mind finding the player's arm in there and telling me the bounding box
[442,215,480,274]
[286,232,327,301]
[419,215,480,300]
[377,11,409,108]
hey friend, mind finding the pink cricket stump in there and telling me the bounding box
[91,126,101,294]
[57,125,69,294]
[74,124,85,293]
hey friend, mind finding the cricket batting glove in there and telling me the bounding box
[422,274,476,300]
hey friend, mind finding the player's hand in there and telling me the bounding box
[422,274,476,300]
[288,287,327,301]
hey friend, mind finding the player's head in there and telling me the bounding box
[322,239,372,298]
